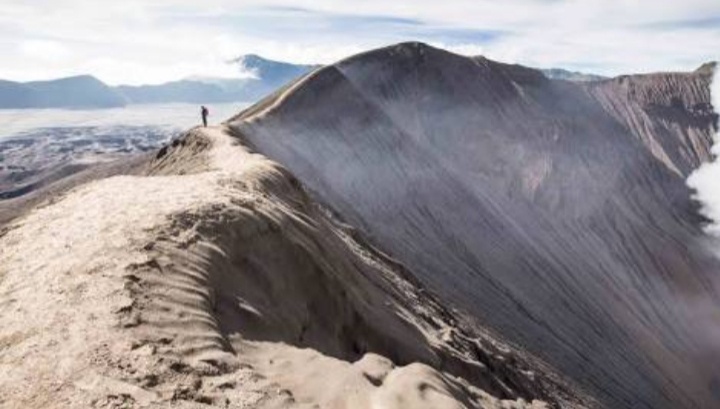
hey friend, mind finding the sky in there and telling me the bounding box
[0,0,719,85]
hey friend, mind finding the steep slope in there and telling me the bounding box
[587,73,715,176]
[0,126,593,408]
[231,42,719,409]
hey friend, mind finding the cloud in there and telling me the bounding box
[19,40,72,61]
[642,16,720,30]
[687,65,720,235]
[0,0,718,84]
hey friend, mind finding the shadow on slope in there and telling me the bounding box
[1,126,597,407]
[125,127,592,407]
[230,42,720,409]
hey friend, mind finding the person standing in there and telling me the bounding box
[201,105,209,127]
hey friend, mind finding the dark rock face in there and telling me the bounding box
[231,42,720,408]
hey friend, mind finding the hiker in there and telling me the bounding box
[201,105,209,127]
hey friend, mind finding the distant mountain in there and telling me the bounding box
[0,75,126,109]
[116,55,318,104]
[0,80,38,108]
[0,56,317,109]
[541,68,607,82]
[115,80,230,104]
[0,56,611,109]
[233,54,318,85]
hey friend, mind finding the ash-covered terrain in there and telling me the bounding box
[0,125,173,199]
[233,43,720,409]
[1,43,719,409]
[0,103,247,204]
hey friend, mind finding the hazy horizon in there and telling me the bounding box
[2,47,714,88]
[0,102,249,138]
[1,1,719,86]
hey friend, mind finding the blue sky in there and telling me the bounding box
[0,0,718,85]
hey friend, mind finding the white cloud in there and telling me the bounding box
[18,40,72,61]
[687,65,720,235]
[0,0,718,84]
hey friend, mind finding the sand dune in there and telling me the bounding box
[0,126,590,408]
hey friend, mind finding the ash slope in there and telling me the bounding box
[0,126,592,408]
[232,43,719,409]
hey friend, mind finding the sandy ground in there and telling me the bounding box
[0,126,571,408]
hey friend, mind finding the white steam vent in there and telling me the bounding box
[688,64,720,235]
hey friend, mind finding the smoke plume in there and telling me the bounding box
[688,64,720,235]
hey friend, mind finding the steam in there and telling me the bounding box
[688,64,720,236]
[233,56,261,80]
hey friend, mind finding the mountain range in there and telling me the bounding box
[0,75,126,109]
[0,55,318,109]
[115,55,318,105]
[0,54,609,109]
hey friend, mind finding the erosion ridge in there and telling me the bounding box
[0,125,593,408]
[231,42,720,409]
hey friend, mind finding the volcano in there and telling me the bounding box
[0,43,718,409]
[231,43,719,408]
